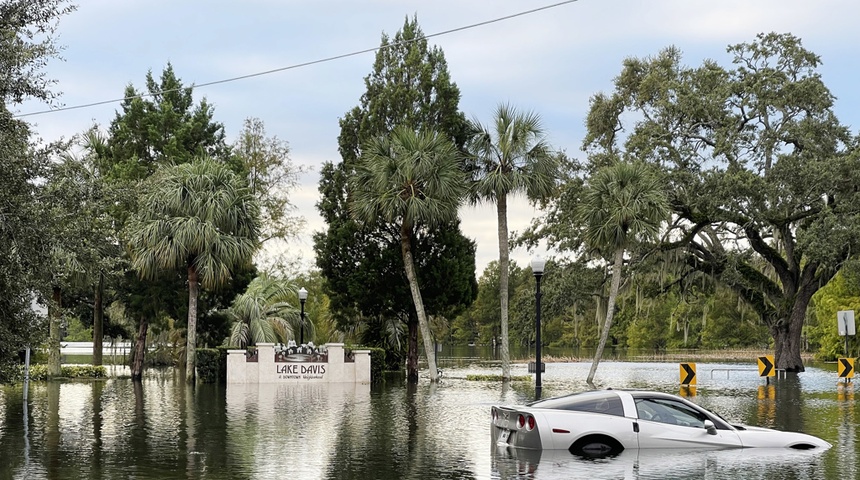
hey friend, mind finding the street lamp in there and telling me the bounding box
[531,255,546,398]
[298,287,308,345]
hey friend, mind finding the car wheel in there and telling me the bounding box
[569,435,624,459]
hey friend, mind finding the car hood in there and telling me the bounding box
[734,425,831,449]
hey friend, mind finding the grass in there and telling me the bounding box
[466,374,531,382]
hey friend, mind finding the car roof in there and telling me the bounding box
[527,389,688,408]
[527,389,623,409]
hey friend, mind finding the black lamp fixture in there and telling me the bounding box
[531,255,546,398]
[298,287,308,345]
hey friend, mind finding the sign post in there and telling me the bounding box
[838,358,855,380]
[679,362,696,386]
[758,355,775,384]
[838,310,855,358]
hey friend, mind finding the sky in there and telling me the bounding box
[15,0,860,276]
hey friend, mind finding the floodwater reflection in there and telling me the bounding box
[0,361,856,479]
[493,446,831,480]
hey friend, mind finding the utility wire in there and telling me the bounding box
[14,0,580,119]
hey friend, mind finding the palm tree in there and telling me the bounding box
[228,274,305,348]
[466,103,558,380]
[578,161,669,385]
[127,157,260,383]
[350,126,466,383]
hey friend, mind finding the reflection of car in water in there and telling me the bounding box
[491,389,830,458]
[492,444,831,480]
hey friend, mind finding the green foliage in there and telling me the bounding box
[232,117,306,257]
[808,272,860,360]
[25,364,107,380]
[227,274,302,348]
[350,126,468,382]
[196,347,227,383]
[466,374,530,382]
[362,347,386,384]
[530,32,857,371]
[0,0,77,104]
[64,316,93,342]
[127,157,261,381]
[0,0,76,377]
[578,161,669,383]
[314,15,476,381]
[128,158,260,288]
[105,63,229,182]
[466,103,560,378]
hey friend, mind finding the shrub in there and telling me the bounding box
[24,364,107,380]
[196,347,227,383]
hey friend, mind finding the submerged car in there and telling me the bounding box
[491,389,830,458]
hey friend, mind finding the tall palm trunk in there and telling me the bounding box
[587,248,624,385]
[497,193,511,380]
[186,265,199,383]
[401,223,438,382]
[93,273,104,366]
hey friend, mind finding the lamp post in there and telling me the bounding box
[298,287,308,345]
[531,256,546,399]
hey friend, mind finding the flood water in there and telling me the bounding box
[0,357,856,479]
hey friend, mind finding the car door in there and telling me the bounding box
[634,397,742,449]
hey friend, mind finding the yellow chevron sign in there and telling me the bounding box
[679,363,696,385]
[758,355,775,377]
[838,358,855,378]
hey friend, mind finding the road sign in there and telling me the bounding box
[838,358,855,378]
[838,310,856,336]
[679,362,696,385]
[758,355,775,377]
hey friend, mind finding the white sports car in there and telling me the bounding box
[491,389,831,458]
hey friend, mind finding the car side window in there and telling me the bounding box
[636,398,707,428]
[563,396,625,417]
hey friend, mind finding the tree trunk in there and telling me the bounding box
[48,286,62,377]
[131,316,149,381]
[773,291,813,372]
[497,193,511,381]
[186,265,199,383]
[401,224,438,382]
[587,248,624,385]
[406,314,419,383]
[93,273,104,366]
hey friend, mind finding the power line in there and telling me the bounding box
[14,0,580,119]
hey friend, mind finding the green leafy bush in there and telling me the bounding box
[25,364,107,380]
[196,348,227,383]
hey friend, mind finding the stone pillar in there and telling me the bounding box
[227,350,247,384]
[326,343,345,382]
[257,343,275,383]
[354,350,371,384]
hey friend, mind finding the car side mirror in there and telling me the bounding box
[704,420,717,435]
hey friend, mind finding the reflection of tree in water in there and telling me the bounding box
[774,374,804,433]
[0,388,27,475]
[193,383,231,474]
[836,382,857,478]
[90,381,104,477]
[129,379,150,468]
[323,378,476,480]
[324,377,407,479]
[45,381,61,477]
